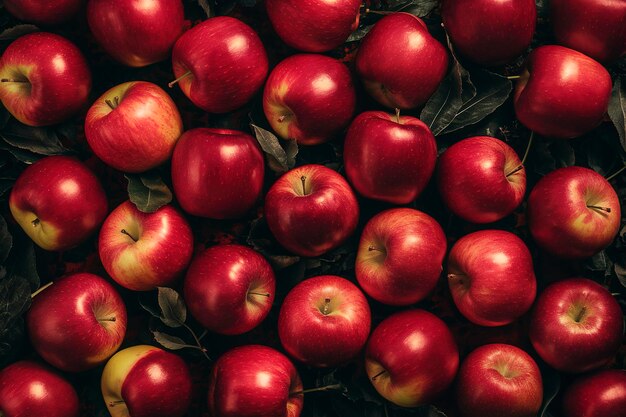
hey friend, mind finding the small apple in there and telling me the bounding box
[4,0,83,25]
[562,369,626,417]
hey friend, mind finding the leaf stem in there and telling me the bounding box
[289,383,343,396]
[606,164,626,181]
[182,322,211,361]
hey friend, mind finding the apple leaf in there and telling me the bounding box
[8,240,39,291]
[393,0,439,17]
[531,138,575,175]
[346,24,375,43]
[0,215,12,264]
[251,123,298,173]
[608,75,626,150]
[614,263,626,288]
[0,24,39,41]
[157,287,187,328]
[196,0,213,17]
[0,274,31,366]
[0,118,71,156]
[125,172,173,213]
[152,331,189,350]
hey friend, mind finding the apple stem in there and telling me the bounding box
[0,78,28,83]
[394,108,401,124]
[574,306,587,323]
[248,291,271,297]
[97,317,117,323]
[505,131,534,177]
[366,9,393,15]
[587,205,611,213]
[606,164,626,181]
[31,218,40,227]
[105,96,120,110]
[300,175,308,195]
[371,369,388,381]
[505,165,524,177]
[507,75,521,80]
[108,400,125,407]
[368,246,382,252]
[290,383,343,396]
[322,298,331,315]
[31,281,53,298]
[168,70,192,88]
[120,229,138,242]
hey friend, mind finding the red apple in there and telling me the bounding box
[456,344,542,417]
[4,0,83,25]
[355,12,449,109]
[0,32,91,126]
[447,230,537,326]
[365,309,459,407]
[343,111,437,204]
[85,81,183,173]
[265,0,361,52]
[563,369,626,417]
[26,273,127,372]
[0,361,79,417]
[356,208,446,306]
[527,166,621,259]
[514,45,612,139]
[263,53,356,145]
[171,128,265,219]
[278,275,371,367]
[87,0,185,67]
[437,136,526,224]
[529,277,623,373]
[441,0,536,66]
[183,244,275,335]
[171,16,268,113]
[264,164,359,257]
[101,345,192,417]
[98,201,194,291]
[208,345,303,417]
[9,155,108,251]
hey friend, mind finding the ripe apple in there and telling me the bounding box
[355,12,448,109]
[171,128,265,219]
[527,166,621,259]
[529,277,623,373]
[85,81,183,173]
[26,273,127,372]
[184,244,276,335]
[551,0,626,63]
[208,345,304,417]
[171,16,268,113]
[456,344,543,417]
[437,136,526,224]
[278,275,371,367]
[265,0,361,52]
[4,0,83,25]
[441,0,536,66]
[0,360,79,417]
[0,32,91,126]
[9,155,108,251]
[264,164,359,257]
[513,45,612,139]
[87,0,185,67]
[343,110,437,204]
[447,230,537,326]
[356,208,446,306]
[365,309,459,407]
[98,201,194,291]
[263,53,356,145]
[101,345,192,417]
[562,369,626,417]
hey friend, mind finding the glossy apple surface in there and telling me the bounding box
[563,369,626,417]
[4,0,83,25]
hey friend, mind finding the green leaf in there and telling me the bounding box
[346,24,375,43]
[0,215,12,264]
[0,24,39,41]
[0,118,70,155]
[152,331,188,350]
[0,142,41,164]
[251,124,298,173]
[396,0,439,17]
[125,172,172,213]
[608,75,626,150]
[9,240,39,291]
[157,287,187,328]
[614,262,626,288]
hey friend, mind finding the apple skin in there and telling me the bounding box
[9,155,108,251]
[355,12,449,109]
[356,208,446,306]
[85,81,183,173]
[171,128,265,219]
[264,164,359,257]
[513,45,612,139]
[0,32,91,126]
[437,136,526,224]
[456,344,543,417]
[87,0,185,67]
[365,309,459,407]
[562,369,626,417]
[527,166,621,259]
[183,244,276,335]
[447,230,537,327]
[263,54,356,145]
[171,16,268,113]
[4,0,83,25]
[208,345,304,417]
[278,275,371,367]
[0,360,79,417]
[26,273,127,372]
[529,277,623,373]
[343,111,437,204]
[98,201,194,291]
[551,0,626,63]
[101,345,192,417]
[265,0,361,52]
[441,0,536,66]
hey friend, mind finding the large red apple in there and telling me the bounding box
[529,277,623,373]
[527,166,621,259]
[278,275,371,367]
[85,81,183,173]
[514,45,612,139]
[171,128,265,219]
[356,208,446,306]
[562,369,626,417]
[184,244,276,335]
[263,54,356,145]
[264,164,359,257]
[4,0,83,25]
[0,32,91,126]
[343,111,437,204]
[9,155,108,251]
[447,230,537,326]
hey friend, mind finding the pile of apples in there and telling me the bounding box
[0,0,624,416]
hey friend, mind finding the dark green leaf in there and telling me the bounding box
[0,142,41,164]
[0,318,25,368]
[152,331,188,350]
[9,240,39,291]
[239,0,257,6]
[125,172,172,213]
[0,24,39,41]
[614,263,626,288]
[608,75,626,149]
[157,287,187,328]
[538,366,561,417]
[532,139,575,175]
[197,0,213,17]
[268,255,301,270]
[0,215,12,263]
[1,118,70,155]
[139,295,162,318]
[0,178,14,196]
[251,124,298,173]
[346,24,374,43]
[0,275,31,331]
[397,0,439,17]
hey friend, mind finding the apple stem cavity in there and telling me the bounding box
[120,229,138,242]
[168,70,192,88]
[573,306,587,323]
[606,164,626,181]
[31,281,54,298]
[371,369,388,381]
[587,205,611,213]
[31,218,40,227]
[289,383,344,396]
